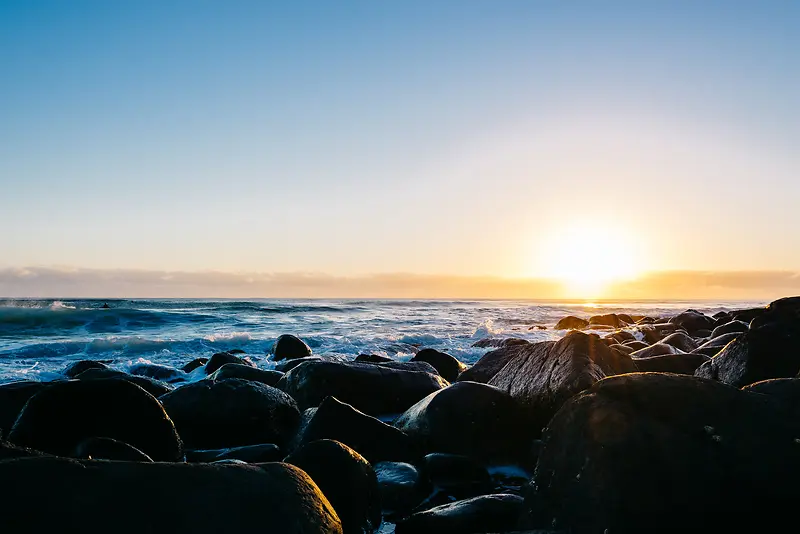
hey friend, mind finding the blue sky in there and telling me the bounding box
[1,1,798,292]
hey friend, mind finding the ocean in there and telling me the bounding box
[0,298,764,384]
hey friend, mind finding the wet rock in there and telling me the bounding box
[205,352,255,375]
[394,381,531,463]
[669,310,716,335]
[72,437,153,462]
[74,368,173,397]
[659,331,698,353]
[471,338,529,349]
[488,331,637,434]
[604,330,636,344]
[292,396,418,464]
[744,378,800,419]
[63,360,109,378]
[523,372,800,533]
[181,357,208,373]
[638,323,683,344]
[711,320,749,338]
[411,349,467,382]
[588,314,627,328]
[277,361,448,416]
[228,349,246,354]
[555,316,588,330]
[355,354,393,363]
[633,353,709,375]
[623,340,648,351]
[693,332,739,357]
[731,306,768,323]
[160,378,300,450]
[208,363,284,387]
[630,343,683,359]
[370,361,440,375]
[276,355,344,373]
[8,379,182,461]
[272,334,313,361]
[0,439,47,460]
[458,343,548,384]
[0,458,343,533]
[421,453,492,498]
[374,461,430,514]
[0,381,48,439]
[396,494,525,534]
[284,439,381,534]
[608,344,634,355]
[186,443,283,463]
[128,363,186,383]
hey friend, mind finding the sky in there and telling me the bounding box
[1,1,799,298]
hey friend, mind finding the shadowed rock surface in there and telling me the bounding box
[208,363,284,387]
[632,353,709,375]
[128,363,186,383]
[205,352,255,375]
[72,437,153,462]
[74,368,174,397]
[411,349,467,382]
[186,443,283,463]
[395,494,524,534]
[273,334,313,361]
[555,316,589,330]
[63,360,109,378]
[457,343,544,384]
[0,381,48,438]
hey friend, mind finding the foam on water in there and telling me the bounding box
[0,298,765,384]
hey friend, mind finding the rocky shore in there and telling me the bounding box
[2,297,800,533]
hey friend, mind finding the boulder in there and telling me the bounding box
[604,330,635,344]
[630,343,682,359]
[555,316,589,330]
[0,458,342,533]
[638,323,682,344]
[608,343,634,355]
[355,354,393,363]
[182,357,208,373]
[374,461,430,514]
[632,353,709,375]
[205,352,254,375]
[284,439,381,534]
[128,363,186,383]
[0,381,48,438]
[522,372,800,533]
[488,331,637,433]
[731,307,768,323]
[421,453,492,498]
[395,494,525,534]
[588,314,626,328]
[292,396,418,464]
[623,340,648,351]
[272,334,313,361]
[471,338,529,349]
[186,443,283,463]
[711,320,749,338]
[277,355,344,373]
[72,437,153,462]
[744,378,800,420]
[458,344,538,384]
[370,361,440,375]
[159,378,300,450]
[668,309,716,335]
[74,368,173,397]
[394,381,531,462]
[277,361,448,416]
[208,363,284,387]
[0,439,46,460]
[693,332,739,357]
[659,331,698,353]
[8,379,182,461]
[63,360,109,378]
[411,349,467,382]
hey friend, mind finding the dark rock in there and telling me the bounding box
[394,381,531,462]
[711,320,749,338]
[128,363,186,383]
[608,343,634,355]
[617,313,634,325]
[292,396,418,464]
[604,330,635,344]
[731,306,768,323]
[744,378,800,419]
[272,334,313,361]
[694,328,713,338]
[228,348,246,354]
[555,316,589,330]
[205,352,254,375]
[668,309,716,335]
[63,360,109,378]
[0,457,343,533]
[471,337,529,349]
[284,439,381,534]
[74,368,173,397]
[72,437,153,462]
[208,363,284,387]
[635,316,656,324]
[186,443,283,463]
[457,343,538,384]
[693,332,740,357]
[488,331,637,434]
[276,355,344,373]
[277,361,448,416]
[374,461,430,514]
[523,372,800,533]
[588,314,626,328]
[160,379,300,450]
[371,361,440,375]
[355,354,393,363]
[633,353,709,375]
[421,453,492,497]
[182,357,208,373]
[0,439,47,460]
[623,340,648,351]
[8,379,182,461]
[411,349,467,382]
[0,381,48,439]
[396,494,525,534]
[659,331,698,353]
[638,323,682,344]
[630,343,682,359]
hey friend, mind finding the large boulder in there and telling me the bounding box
[410,349,466,382]
[63,360,108,378]
[668,309,716,335]
[693,332,739,357]
[637,323,682,344]
[8,379,182,461]
[629,343,682,359]
[208,363,284,387]
[0,458,342,533]
[421,453,492,498]
[457,343,542,384]
[374,461,430,514]
[488,331,637,433]
[159,378,300,450]
[186,443,283,463]
[273,334,313,361]
[470,338,529,349]
[128,363,186,383]
[522,372,800,533]
[659,331,698,353]
[395,494,525,534]
[711,320,749,338]
[292,396,418,464]
[205,352,255,375]
[0,381,48,438]
[632,353,709,375]
[588,314,627,328]
[743,378,800,419]
[72,437,153,462]
[182,357,208,373]
[394,381,531,463]
[277,355,344,373]
[284,439,381,534]
[74,368,173,397]
[277,361,448,416]
[555,316,589,330]
[370,361,440,375]
[355,354,393,363]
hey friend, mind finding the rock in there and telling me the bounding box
[0,381,48,438]
[72,437,153,462]
[208,363,284,387]
[284,439,381,534]
[588,314,626,328]
[411,349,467,382]
[731,306,768,323]
[63,360,109,378]
[632,353,709,375]
[659,331,698,353]
[128,363,186,383]
[668,309,716,335]
[488,331,637,434]
[617,313,634,325]
[160,378,299,450]
[396,494,525,534]
[182,357,208,373]
[374,461,430,514]
[744,378,800,420]
[277,361,448,416]
[629,343,682,359]
[635,316,656,324]
[711,320,749,338]
[205,352,254,375]
[0,439,47,460]
[272,334,313,361]
[0,458,342,533]
[355,354,393,363]
[74,368,174,397]
[394,381,531,462]
[555,316,589,330]
[292,396,418,464]
[608,343,634,355]
[186,443,283,463]
[471,338,529,349]
[8,379,182,461]
[693,332,739,357]
[421,453,492,498]
[228,348,246,354]
[604,330,635,344]
[457,343,541,384]
[371,361,440,375]
[638,323,682,344]
[276,355,344,373]
[522,372,800,533]
[623,340,648,351]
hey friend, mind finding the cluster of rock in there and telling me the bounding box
[3,303,800,533]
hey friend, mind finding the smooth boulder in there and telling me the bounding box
[72,437,153,462]
[273,334,313,361]
[669,309,715,335]
[555,316,589,330]
[63,360,108,378]
[374,461,430,514]
[186,443,283,463]
[208,363,284,387]
[395,494,524,534]
[411,349,467,382]
[74,368,173,397]
[459,343,548,384]
[711,320,749,338]
[0,381,48,438]
[205,352,255,375]
[629,343,682,359]
[128,363,186,383]
[632,353,709,375]
[659,331,698,353]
